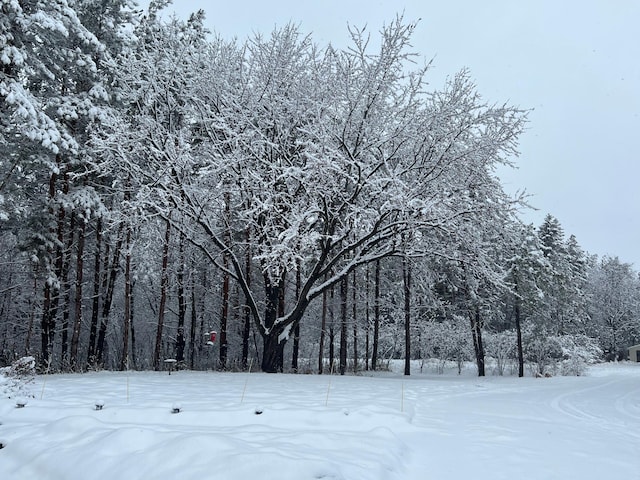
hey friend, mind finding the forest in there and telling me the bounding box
[1,0,638,375]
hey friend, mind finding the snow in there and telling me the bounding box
[1,362,638,479]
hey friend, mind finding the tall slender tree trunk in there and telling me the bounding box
[120,225,132,371]
[371,259,381,371]
[153,216,171,370]
[277,276,286,369]
[291,263,301,373]
[352,269,358,373]
[339,276,348,375]
[96,223,124,367]
[25,265,38,355]
[365,265,370,371]
[403,256,412,376]
[41,166,61,368]
[130,279,137,370]
[318,278,328,374]
[70,217,86,370]
[60,208,74,370]
[189,263,198,370]
[470,306,486,377]
[514,276,524,377]
[176,232,186,364]
[219,256,229,370]
[242,232,252,370]
[219,193,231,369]
[86,217,102,366]
[328,283,335,373]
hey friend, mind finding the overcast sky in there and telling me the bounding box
[143,0,640,266]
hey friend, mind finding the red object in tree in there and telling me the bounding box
[207,331,217,345]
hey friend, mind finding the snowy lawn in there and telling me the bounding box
[1,362,638,479]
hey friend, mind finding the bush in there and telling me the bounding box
[559,335,602,376]
[0,356,36,399]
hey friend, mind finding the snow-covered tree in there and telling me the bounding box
[156,19,527,372]
[587,256,639,359]
[536,214,589,335]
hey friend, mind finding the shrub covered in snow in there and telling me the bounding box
[524,330,563,376]
[559,334,603,376]
[524,328,603,376]
[419,317,473,374]
[484,330,517,376]
[0,356,36,399]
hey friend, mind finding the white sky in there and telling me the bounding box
[143,0,640,266]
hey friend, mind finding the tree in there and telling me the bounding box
[587,256,639,359]
[163,20,526,372]
[505,222,549,377]
[537,214,588,335]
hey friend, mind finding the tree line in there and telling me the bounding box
[1,0,638,375]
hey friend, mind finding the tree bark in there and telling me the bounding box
[339,276,348,375]
[352,268,358,373]
[176,232,186,364]
[60,206,74,370]
[260,273,286,373]
[86,217,102,366]
[120,225,132,371]
[130,279,137,370]
[514,276,524,377]
[365,265,370,371]
[153,216,171,370]
[70,217,86,370]
[403,255,411,376]
[96,222,124,367]
[242,232,252,370]
[318,277,328,374]
[371,259,381,371]
[291,263,301,372]
[189,264,198,370]
[40,167,61,368]
[470,306,486,376]
[219,253,229,370]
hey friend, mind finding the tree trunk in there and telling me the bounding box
[86,217,102,366]
[219,192,232,369]
[318,278,327,374]
[40,167,61,369]
[352,269,358,373]
[328,283,335,373]
[120,225,132,371]
[339,276,348,375]
[329,325,335,373]
[470,306,486,376]
[365,265,370,371]
[130,279,137,370]
[25,266,38,355]
[219,254,229,370]
[242,232,252,370]
[40,281,55,368]
[514,276,524,377]
[70,217,86,370]
[96,223,124,367]
[176,232,186,364]
[189,265,198,370]
[291,263,301,372]
[371,259,381,371]
[60,208,74,370]
[403,256,411,376]
[260,274,286,373]
[153,217,171,370]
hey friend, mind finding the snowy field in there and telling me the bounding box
[1,362,639,480]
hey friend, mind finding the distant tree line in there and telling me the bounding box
[1,0,638,374]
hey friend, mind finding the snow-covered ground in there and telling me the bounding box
[1,362,638,479]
